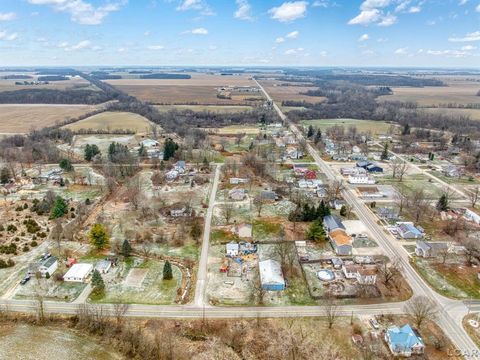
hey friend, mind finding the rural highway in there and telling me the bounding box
[194,164,222,307]
[254,78,480,358]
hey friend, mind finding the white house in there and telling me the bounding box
[140,139,159,148]
[348,174,376,185]
[63,263,94,283]
[226,242,239,257]
[38,256,58,277]
[463,208,480,225]
[229,188,246,201]
[230,178,248,185]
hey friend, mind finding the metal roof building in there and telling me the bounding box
[259,259,285,291]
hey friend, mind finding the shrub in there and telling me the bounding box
[24,219,41,234]
[0,225,4,231]
[38,232,47,238]
[7,224,17,232]
[0,259,15,268]
[30,240,38,247]
[22,245,29,252]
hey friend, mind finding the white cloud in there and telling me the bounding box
[276,37,285,43]
[234,0,253,21]
[394,47,408,54]
[284,47,304,55]
[268,1,308,22]
[65,40,91,51]
[117,47,126,53]
[312,0,330,7]
[359,33,369,41]
[147,45,164,50]
[476,4,480,12]
[448,31,480,42]
[458,0,468,5]
[361,0,391,11]
[348,9,381,25]
[0,31,18,41]
[378,13,396,26]
[408,6,421,13]
[184,27,208,35]
[461,45,476,50]
[27,0,126,25]
[0,12,16,21]
[176,0,214,15]
[349,0,399,26]
[57,41,69,48]
[286,30,300,39]
[427,49,470,57]
[144,31,151,37]
[319,50,327,57]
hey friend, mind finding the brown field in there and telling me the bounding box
[105,73,263,105]
[154,104,254,113]
[0,104,97,133]
[0,74,94,92]
[258,79,326,103]
[64,111,154,133]
[423,107,480,120]
[378,76,480,106]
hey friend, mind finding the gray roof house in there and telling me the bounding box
[323,215,345,233]
[415,240,449,258]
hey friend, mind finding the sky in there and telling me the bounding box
[0,0,479,67]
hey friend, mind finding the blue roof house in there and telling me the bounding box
[397,222,424,239]
[385,324,425,357]
[366,164,383,173]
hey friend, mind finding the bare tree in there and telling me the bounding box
[112,303,130,326]
[323,293,339,329]
[377,257,401,286]
[437,246,450,265]
[327,180,344,201]
[407,188,429,223]
[390,157,409,182]
[220,203,235,224]
[394,191,407,215]
[405,295,438,328]
[253,195,266,217]
[468,186,480,208]
[462,238,479,267]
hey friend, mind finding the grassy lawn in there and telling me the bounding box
[91,259,181,305]
[253,218,282,242]
[300,119,393,135]
[429,171,480,185]
[411,257,480,299]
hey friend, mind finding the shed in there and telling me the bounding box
[226,242,239,257]
[95,260,112,274]
[38,256,58,277]
[63,263,94,283]
[259,259,285,291]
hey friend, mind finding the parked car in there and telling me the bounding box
[20,276,30,285]
[369,318,380,329]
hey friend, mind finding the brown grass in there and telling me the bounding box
[0,75,93,92]
[258,79,326,103]
[0,104,97,133]
[105,73,255,86]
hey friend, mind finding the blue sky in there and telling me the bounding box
[0,0,479,67]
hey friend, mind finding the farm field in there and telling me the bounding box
[208,124,261,135]
[378,82,480,106]
[106,73,255,86]
[258,79,326,103]
[64,111,154,133]
[154,104,253,113]
[0,74,94,92]
[301,118,393,135]
[423,107,480,120]
[0,104,97,133]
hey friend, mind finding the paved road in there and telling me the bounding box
[193,164,222,307]
[254,79,480,358]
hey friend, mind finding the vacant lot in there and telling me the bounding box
[378,83,480,106]
[301,118,393,135]
[64,111,153,133]
[258,79,326,103]
[154,104,253,113]
[0,104,97,133]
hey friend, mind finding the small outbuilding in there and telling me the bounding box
[95,260,112,274]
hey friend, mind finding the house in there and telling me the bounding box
[385,324,425,357]
[140,139,159,148]
[330,199,346,210]
[38,256,58,277]
[304,170,317,180]
[350,154,368,161]
[331,258,343,269]
[352,145,361,154]
[377,207,399,221]
[170,205,191,217]
[229,188,247,201]
[317,187,328,198]
[226,241,239,257]
[239,242,257,254]
[165,170,179,181]
[342,265,377,284]
[341,167,367,176]
[95,260,112,274]
[293,164,309,175]
[329,229,353,256]
[259,259,285,291]
[442,165,462,178]
[366,164,383,173]
[356,161,371,169]
[415,240,449,258]
[174,161,186,173]
[397,222,424,239]
[323,215,345,233]
[230,177,248,185]
[261,191,278,201]
[348,174,376,185]
[233,223,252,239]
[63,263,94,283]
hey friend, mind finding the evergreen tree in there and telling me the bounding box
[340,205,347,217]
[314,130,322,145]
[50,196,68,220]
[89,223,110,250]
[84,144,101,161]
[138,144,147,157]
[307,125,314,138]
[59,158,73,172]
[402,123,411,135]
[436,194,449,212]
[0,167,10,185]
[163,260,173,280]
[122,239,132,257]
[381,143,389,160]
[306,220,326,242]
[91,269,105,297]
[190,222,202,244]
[163,139,179,161]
